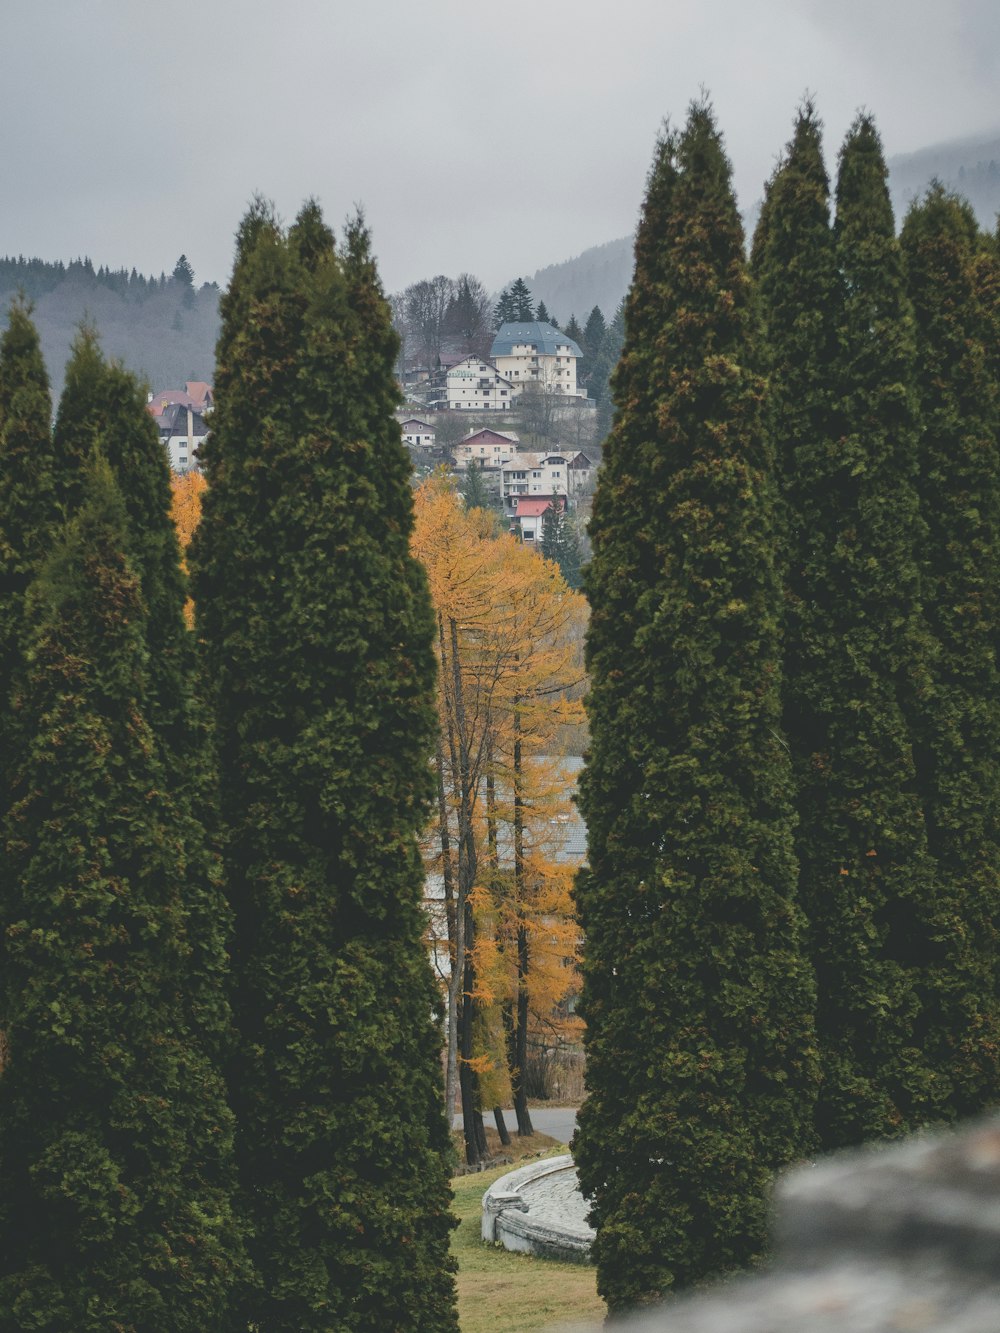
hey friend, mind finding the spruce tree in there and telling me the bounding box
[574,105,818,1313]
[757,111,942,1150]
[0,456,248,1329]
[535,299,553,325]
[899,185,1000,1114]
[461,459,490,512]
[493,286,518,328]
[539,495,564,562]
[580,304,607,386]
[563,313,584,346]
[191,201,457,1332]
[508,276,534,320]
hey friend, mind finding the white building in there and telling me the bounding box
[445,355,515,411]
[154,402,208,472]
[451,428,520,470]
[490,321,584,398]
[500,451,592,515]
[400,417,436,448]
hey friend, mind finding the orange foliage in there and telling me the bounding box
[169,470,206,626]
[413,473,587,1110]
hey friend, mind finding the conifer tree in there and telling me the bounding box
[49,333,233,1055]
[50,324,107,517]
[0,301,55,775]
[461,459,490,512]
[756,110,942,1150]
[535,299,552,325]
[0,456,248,1329]
[191,200,457,1331]
[508,276,534,320]
[591,300,625,439]
[563,313,584,346]
[574,104,818,1313]
[899,186,1000,1114]
[580,304,607,386]
[493,286,518,328]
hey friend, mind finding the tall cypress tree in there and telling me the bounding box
[0,301,55,771]
[574,105,817,1314]
[191,201,457,1332]
[899,185,1000,1114]
[758,111,941,1150]
[0,456,248,1329]
[48,331,234,1059]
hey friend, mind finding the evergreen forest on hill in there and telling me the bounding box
[0,255,219,401]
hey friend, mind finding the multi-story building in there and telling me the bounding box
[444,355,515,410]
[490,321,584,398]
[500,451,593,514]
[451,428,520,470]
[153,401,208,472]
[400,417,436,448]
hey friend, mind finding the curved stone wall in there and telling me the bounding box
[481,1154,595,1264]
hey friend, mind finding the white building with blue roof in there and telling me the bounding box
[490,321,584,399]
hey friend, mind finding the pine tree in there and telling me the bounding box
[173,253,195,287]
[539,495,564,562]
[508,277,534,321]
[461,459,490,512]
[0,455,248,1329]
[563,313,584,346]
[191,201,458,1331]
[535,299,553,325]
[899,185,1000,1115]
[493,286,518,328]
[574,104,818,1313]
[580,304,607,386]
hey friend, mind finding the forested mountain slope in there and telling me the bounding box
[0,257,219,400]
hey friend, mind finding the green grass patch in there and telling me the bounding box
[450,1150,605,1333]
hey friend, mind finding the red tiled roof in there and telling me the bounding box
[515,497,555,518]
[148,388,198,413]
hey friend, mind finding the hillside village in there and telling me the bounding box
[151,315,600,551]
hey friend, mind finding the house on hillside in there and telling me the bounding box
[500,451,592,515]
[444,355,515,411]
[491,321,583,398]
[451,428,520,470]
[400,417,436,448]
[509,495,553,543]
[153,401,208,472]
[147,381,213,415]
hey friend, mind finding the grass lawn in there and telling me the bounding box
[450,1143,605,1333]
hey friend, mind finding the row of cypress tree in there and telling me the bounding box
[0,202,458,1328]
[576,100,1000,1314]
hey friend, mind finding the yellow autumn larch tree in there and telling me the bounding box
[413,473,586,1164]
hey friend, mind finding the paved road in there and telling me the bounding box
[453,1106,578,1146]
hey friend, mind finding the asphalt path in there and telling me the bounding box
[452,1106,578,1146]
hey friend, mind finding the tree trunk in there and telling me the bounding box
[493,1106,512,1146]
[474,1108,489,1159]
[512,721,534,1137]
[448,614,483,1166]
[434,733,459,1124]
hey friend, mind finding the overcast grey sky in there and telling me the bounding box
[2,0,998,294]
